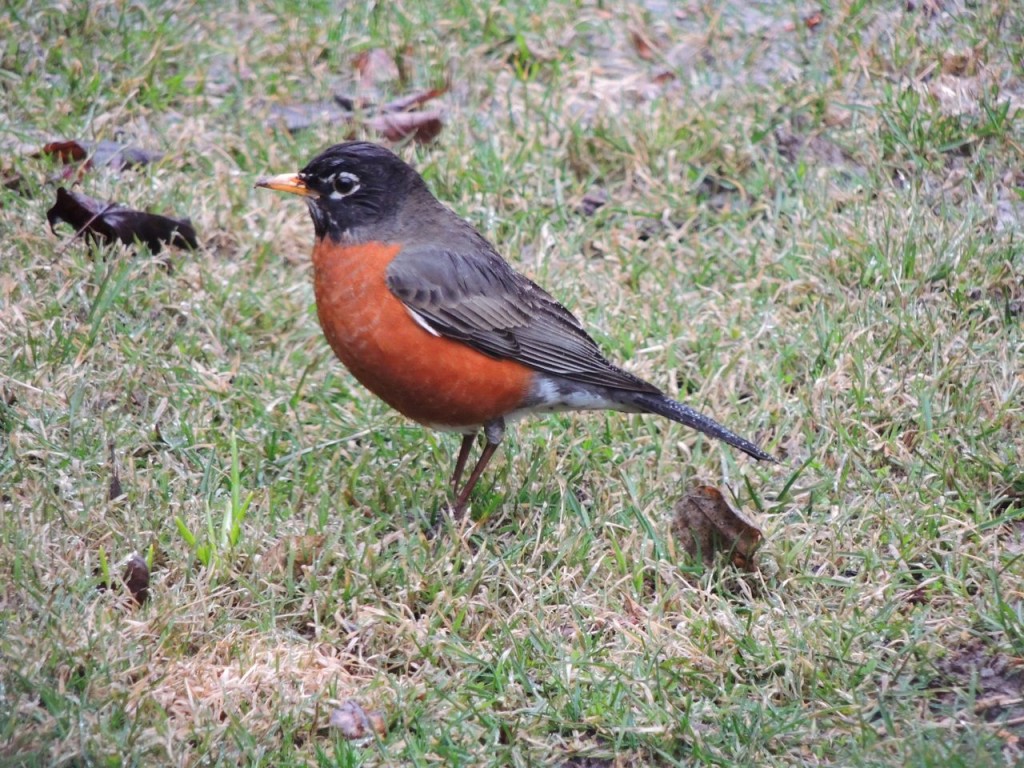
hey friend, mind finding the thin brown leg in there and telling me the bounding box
[451,419,505,518]
[451,433,476,493]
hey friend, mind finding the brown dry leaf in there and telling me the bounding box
[260,534,326,578]
[630,28,659,61]
[381,86,447,113]
[122,553,150,605]
[671,486,763,569]
[366,110,443,144]
[268,88,445,138]
[95,552,150,605]
[267,101,352,134]
[353,48,399,90]
[578,188,608,216]
[108,442,124,501]
[941,49,980,77]
[329,699,387,740]
[36,139,163,171]
[47,187,199,254]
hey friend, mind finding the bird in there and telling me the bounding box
[256,141,773,517]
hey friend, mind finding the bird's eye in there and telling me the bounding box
[332,172,360,197]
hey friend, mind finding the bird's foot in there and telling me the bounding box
[423,497,469,539]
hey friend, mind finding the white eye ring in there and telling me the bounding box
[330,172,360,198]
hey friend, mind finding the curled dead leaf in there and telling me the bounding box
[95,551,150,606]
[578,188,608,216]
[122,553,150,605]
[268,87,445,138]
[941,49,980,77]
[329,699,387,740]
[381,86,448,113]
[366,110,443,144]
[47,187,198,254]
[37,140,163,171]
[672,486,763,570]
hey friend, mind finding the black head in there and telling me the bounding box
[257,141,430,241]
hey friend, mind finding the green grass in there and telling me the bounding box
[2,1,1023,765]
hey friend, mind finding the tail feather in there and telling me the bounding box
[629,392,775,463]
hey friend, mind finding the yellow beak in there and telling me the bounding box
[255,173,318,197]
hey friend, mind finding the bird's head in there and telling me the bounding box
[257,141,426,241]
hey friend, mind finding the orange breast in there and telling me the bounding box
[311,240,534,429]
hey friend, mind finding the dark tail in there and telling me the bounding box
[629,392,776,463]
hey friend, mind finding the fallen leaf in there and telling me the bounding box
[366,110,443,144]
[630,28,658,61]
[329,699,387,740]
[122,553,150,605]
[47,187,199,254]
[260,534,326,578]
[332,93,358,111]
[37,139,163,171]
[267,101,352,134]
[95,551,150,605]
[108,442,124,501]
[268,88,445,136]
[353,48,399,90]
[578,188,608,216]
[941,49,980,77]
[671,486,763,569]
[381,86,447,113]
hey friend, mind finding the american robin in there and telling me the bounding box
[257,142,773,516]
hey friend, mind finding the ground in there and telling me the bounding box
[1,1,1023,766]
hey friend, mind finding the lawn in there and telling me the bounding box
[1,1,1022,765]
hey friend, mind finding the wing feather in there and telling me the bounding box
[385,246,659,394]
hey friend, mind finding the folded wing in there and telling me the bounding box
[385,246,660,394]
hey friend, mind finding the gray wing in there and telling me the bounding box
[385,245,660,394]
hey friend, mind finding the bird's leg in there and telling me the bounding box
[451,432,476,494]
[451,418,505,517]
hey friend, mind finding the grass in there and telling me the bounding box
[2,0,1023,765]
